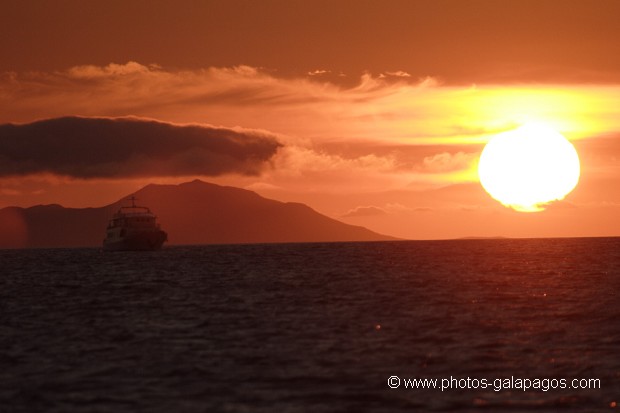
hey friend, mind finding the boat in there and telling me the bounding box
[103,196,168,251]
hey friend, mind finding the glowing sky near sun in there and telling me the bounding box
[1,0,620,239]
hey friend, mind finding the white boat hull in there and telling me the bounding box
[103,229,167,251]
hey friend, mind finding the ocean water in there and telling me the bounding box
[1,238,619,412]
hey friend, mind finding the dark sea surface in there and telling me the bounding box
[1,238,620,412]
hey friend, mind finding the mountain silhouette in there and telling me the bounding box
[0,180,395,248]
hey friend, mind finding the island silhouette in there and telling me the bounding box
[0,180,394,248]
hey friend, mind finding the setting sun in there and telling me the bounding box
[478,123,580,212]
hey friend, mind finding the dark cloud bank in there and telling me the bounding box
[0,117,281,178]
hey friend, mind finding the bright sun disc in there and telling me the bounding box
[478,123,580,212]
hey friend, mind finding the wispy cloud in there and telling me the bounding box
[341,205,387,218]
[421,152,478,173]
[382,70,412,78]
[307,69,331,76]
[3,62,617,145]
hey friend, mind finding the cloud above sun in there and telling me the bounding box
[3,62,619,142]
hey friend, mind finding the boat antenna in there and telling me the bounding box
[129,196,137,207]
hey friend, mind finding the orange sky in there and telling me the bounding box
[1,0,620,239]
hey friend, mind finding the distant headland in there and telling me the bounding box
[0,180,395,249]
